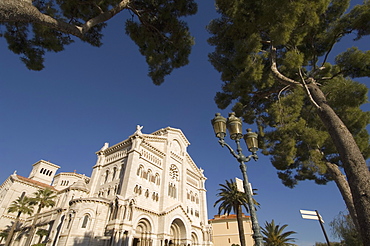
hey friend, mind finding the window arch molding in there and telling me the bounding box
[81,214,90,228]
[104,169,110,183]
[137,165,144,178]
[79,211,94,229]
[111,166,118,181]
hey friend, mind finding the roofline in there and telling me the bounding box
[13,174,57,191]
[32,160,61,169]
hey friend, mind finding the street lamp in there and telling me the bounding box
[211,112,264,246]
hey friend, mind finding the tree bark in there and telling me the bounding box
[235,205,247,246]
[0,0,130,39]
[25,205,43,246]
[5,212,21,246]
[270,47,370,244]
[307,82,370,245]
[325,162,360,231]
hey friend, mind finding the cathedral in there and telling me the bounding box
[0,126,213,246]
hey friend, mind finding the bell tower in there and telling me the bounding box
[28,160,60,185]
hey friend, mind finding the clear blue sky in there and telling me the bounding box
[0,1,368,245]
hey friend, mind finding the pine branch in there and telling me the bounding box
[270,46,301,86]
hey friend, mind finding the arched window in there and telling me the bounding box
[147,169,152,181]
[145,189,149,198]
[104,170,109,183]
[155,173,160,185]
[40,168,44,173]
[137,165,144,177]
[112,167,117,181]
[168,183,177,198]
[81,214,90,228]
[168,183,172,196]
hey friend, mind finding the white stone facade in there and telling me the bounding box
[0,127,213,246]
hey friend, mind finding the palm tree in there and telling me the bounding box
[0,229,9,244]
[261,220,297,246]
[25,188,56,246]
[35,228,49,244]
[214,179,259,246]
[5,196,34,246]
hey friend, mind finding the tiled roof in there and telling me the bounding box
[15,175,57,191]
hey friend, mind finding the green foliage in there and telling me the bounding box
[125,0,196,85]
[36,229,49,237]
[0,0,197,84]
[315,242,341,246]
[207,0,370,187]
[214,179,259,215]
[0,230,8,240]
[6,195,34,245]
[261,220,297,246]
[30,188,56,213]
[214,179,259,246]
[335,47,370,78]
[8,196,34,216]
[35,228,49,245]
[330,211,363,246]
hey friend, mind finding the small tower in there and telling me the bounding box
[28,160,60,185]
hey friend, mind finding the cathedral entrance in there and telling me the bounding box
[168,219,186,246]
[191,232,199,246]
[133,218,152,246]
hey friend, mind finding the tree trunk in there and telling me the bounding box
[5,212,21,246]
[235,205,247,246]
[270,48,370,244]
[25,206,42,246]
[325,162,360,232]
[308,82,370,245]
[0,0,130,38]
[0,0,82,36]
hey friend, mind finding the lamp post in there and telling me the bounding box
[211,112,264,246]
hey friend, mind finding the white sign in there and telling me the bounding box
[235,177,244,192]
[300,210,324,223]
[235,177,253,195]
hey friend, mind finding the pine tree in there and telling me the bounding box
[0,0,197,85]
[208,0,370,244]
